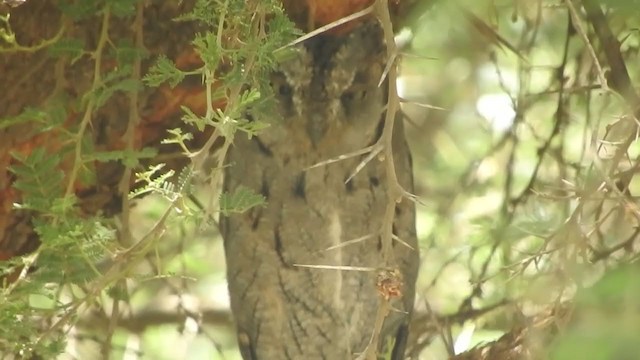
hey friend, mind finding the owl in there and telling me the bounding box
[221,20,419,359]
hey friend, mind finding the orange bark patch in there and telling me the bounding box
[282,0,405,34]
[310,0,374,27]
[282,0,374,33]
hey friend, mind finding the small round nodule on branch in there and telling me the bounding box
[376,268,404,301]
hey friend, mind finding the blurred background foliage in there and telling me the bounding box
[402,0,640,358]
[2,0,640,359]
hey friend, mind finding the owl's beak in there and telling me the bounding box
[307,113,328,147]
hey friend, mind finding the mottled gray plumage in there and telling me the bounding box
[221,21,419,359]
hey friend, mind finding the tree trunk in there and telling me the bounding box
[221,20,419,359]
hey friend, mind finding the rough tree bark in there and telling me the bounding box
[221,18,419,360]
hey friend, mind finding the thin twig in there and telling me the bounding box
[277,4,375,50]
[306,144,378,170]
[564,0,608,90]
[353,1,408,358]
[356,298,392,360]
[119,0,145,246]
[64,8,111,198]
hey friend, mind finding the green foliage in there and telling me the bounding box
[0,107,49,130]
[84,147,158,167]
[162,128,195,154]
[0,102,68,134]
[3,149,115,356]
[34,217,114,283]
[0,13,15,45]
[192,31,221,69]
[130,163,177,200]
[219,186,266,215]
[84,64,142,107]
[234,114,271,138]
[550,264,640,360]
[58,1,99,21]
[47,37,85,59]
[173,0,221,26]
[9,148,66,213]
[180,104,209,131]
[113,38,148,65]
[130,164,196,204]
[106,0,138,18]
[603,0,640,12]
[144,55,186,88]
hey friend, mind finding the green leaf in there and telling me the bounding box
[162,128,194,154]
[8,147,65,213]
[113,38,147,65]
[219,186,266,216]
[101,64,133,84]
[144,55,185,88]
[235,117,270,138]
[175,166,194,194]
[129,163,177,199]
[192,31,220,68]
[180,105,207,131]
[600,0,640,12]
[174,0,219,25]
[58,1,97,20]
[44,100,69,131]
[47,37,85,59]
[93,78,142,108]
[0,14,16,45]
[106,0,138,17]
[82,66,138,107]
[0,108,48,130]
[239,88,261,107]
[50,196,78,215]
[84,147,158,167]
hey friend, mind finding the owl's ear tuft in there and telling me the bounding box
[333,21,385,67]
[327,21,386,95]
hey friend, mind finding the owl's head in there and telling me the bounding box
[266,21,389,158]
